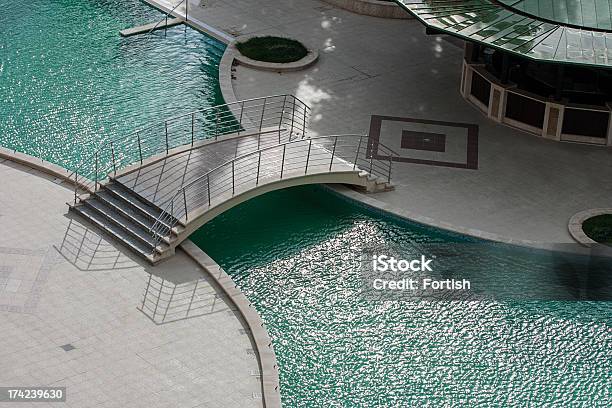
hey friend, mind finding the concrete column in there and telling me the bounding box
[460,60,471,98]
[488,84,506,123]
[607,103,612,146]
[543,101,564,141]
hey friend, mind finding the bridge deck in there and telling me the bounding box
[116,131,356,217]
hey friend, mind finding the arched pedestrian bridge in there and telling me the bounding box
[68,95,396,263]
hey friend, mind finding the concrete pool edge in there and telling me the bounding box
[328,184,612,256]
[0,147,90,191]
[141,0,235,44]
[180,240,282,408]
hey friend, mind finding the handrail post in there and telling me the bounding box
[329,136,337,171]
[183,189,188,221]
[353,136,363,170]
[304,139,312,174]
[137,131,143,164]
[165,121,169,154]
[238,101,244,135]
[185,0,188,21]
[259,97,267,133]
[278,95,286,142]
[256,150,261,186]
[302,104,307,137]
[191,113,195,147]
[111,141,117,176]
[280,145,286,179]
[207,173,211,206]
[369,141,374,174]
[74,172,78,204]
[388,156,392,183]
[290,98,295,136]
[214,106,220,140]
[231,160,235,195]
[94,152,98,191]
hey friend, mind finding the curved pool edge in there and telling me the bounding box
[142,0,235,44]
[180,240,282,408]
[328,184,612,256]
[0,146,90,191]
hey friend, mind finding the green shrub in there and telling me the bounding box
[582,215,612,244]
[236,36,308,63]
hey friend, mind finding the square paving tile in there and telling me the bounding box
[368,115,479,169]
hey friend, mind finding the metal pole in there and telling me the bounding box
[238,101,244,135]
[278,95,287,142]
[191,113,195,146]
[290,98,295,135]
[329,137,337,171]
[185,0,188,21]
[259,97,267,133]
[137,132,143,164]
[214,107,220,140]
[111,142,117,176]
[353,137,363,170]
[183,189,188,221]
[231,160,235,195]
[302,104,307,137]
[207,174,211,206]
[280,145,286,179]
[387,157,392,183]
[256,151,262,186]
[94,152,98,191]
[304,139,312,174]
[165,121,169,154]
[74,172,78,204]
[369,142,374,174]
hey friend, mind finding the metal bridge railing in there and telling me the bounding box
[150,134,398,244]
[147,0,188,34]
[70,94,310,204]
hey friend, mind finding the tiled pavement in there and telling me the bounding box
[181,0,612,244]
[0,159,262,408]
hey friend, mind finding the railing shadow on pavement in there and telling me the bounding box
[55,218,141,271]
[138,271,233,325]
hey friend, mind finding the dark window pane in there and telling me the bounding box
[470,71,491,107]
[562,108,609,138]
[505,92,545,129]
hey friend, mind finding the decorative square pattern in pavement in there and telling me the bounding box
[0,246,55,313]
[368,115,479,169]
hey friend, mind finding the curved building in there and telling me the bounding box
[396,0,612,145]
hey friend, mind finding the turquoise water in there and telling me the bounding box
[191,186,612,407]
[0,0,225,171]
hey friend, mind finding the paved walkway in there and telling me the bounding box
[184,0,612,244]
[0,159,262,407]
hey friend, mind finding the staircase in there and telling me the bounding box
[69,180,180,263]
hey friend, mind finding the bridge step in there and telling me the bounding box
[82,198,162,249]
[94,189,172,238]
[105,181,177,231]
[70,203,159,261]
[70,181,179,263]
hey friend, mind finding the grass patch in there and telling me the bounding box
[236,36,308,63]
[582,214,612,244]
